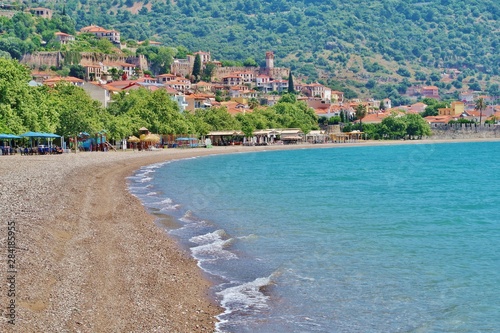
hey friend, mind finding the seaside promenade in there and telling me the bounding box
[0,138,498,332]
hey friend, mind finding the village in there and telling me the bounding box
[6,7,500,141]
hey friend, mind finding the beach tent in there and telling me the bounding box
[20,131,61,139]
[0,134,21,155]
[175,137,198,148]
[0,134,22,139]
[20,132,61,150]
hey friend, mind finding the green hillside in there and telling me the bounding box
[3,0,500,100]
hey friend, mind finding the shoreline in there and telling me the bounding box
[1,137,499,331]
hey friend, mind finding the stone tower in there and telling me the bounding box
[265,51,274,70]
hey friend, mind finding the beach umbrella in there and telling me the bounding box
[140,134,160,142]
[127,136,140,143]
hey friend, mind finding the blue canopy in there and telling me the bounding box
[0,134,22,139]
[20,131,61,138]
[176,137,197,141]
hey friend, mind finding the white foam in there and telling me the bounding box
[190,229,228,245]
[190,236,236,261]
[146,191,158,196]
[179,210,197,223]
[137,176,152,183]
[237,234,258,241]
[216,274,274,321]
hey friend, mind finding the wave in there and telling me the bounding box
[215,272,280,332]
[179,210,200,223]
[190,230,236,261]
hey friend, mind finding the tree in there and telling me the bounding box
[192,53,202,82]
[288,71,295,94]
[201,62,216,82]
[271,93,318,134]
[475,97,486,125]
[248,98,259,109]
[404,113,431,139]
[379,100,386,111]
[0,58,35,133]
[355,104,367,128]
[54,83,105,137]
[69,65,85,79]
[243,57,258,67]
[381,112,407,139]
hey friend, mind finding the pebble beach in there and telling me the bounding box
[0,138,498,332]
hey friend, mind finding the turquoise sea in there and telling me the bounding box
[128,142,500,333]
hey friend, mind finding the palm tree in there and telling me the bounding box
[355,103,368,129]
[475,97,486,125]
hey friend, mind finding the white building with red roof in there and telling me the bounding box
[80,25,120,44]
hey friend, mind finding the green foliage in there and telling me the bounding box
[106,88,190,138]
[192,53,201,82]
[137,46,176,75]
[0,0,499,98]
[270,94,318,134]
[288,71,295,94]
[53,83,105,137]
[355,104,367,125]
[421,98,448,117]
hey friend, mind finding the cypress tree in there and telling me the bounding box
[192,54,201,83]
[287,71,295,94]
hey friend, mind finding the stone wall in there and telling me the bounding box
[21,52,61,68]
[21,52,148,71]
[430,123,500,139]
[212,66,289,81]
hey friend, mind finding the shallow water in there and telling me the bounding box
[129,142,500,333]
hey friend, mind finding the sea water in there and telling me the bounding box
[128,142,500,333]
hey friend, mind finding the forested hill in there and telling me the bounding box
[58,1,500,67]
[9,0,500,97]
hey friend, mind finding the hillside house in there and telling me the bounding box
[43,76,84,87]
[408,102,427,114]
[228,86,258,99]
[83,64,103,81]
[331,90,344,103]
[193,81,213,93]
[220,101,249,115]
[54,32,75,45]
[80,25,120,45]
[156,73,177,83]
[301,83,332,102]
[29,7,52,19]
[222,75,243,86]
[233,70,255,83]
[459,91,475,102]
[185,94,214,111]
[164,78,192,93]
[101,61,136,79]
[422,86,439,99]
[255,75,271,92]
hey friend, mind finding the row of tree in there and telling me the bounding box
[1,58,434,144]
[0,58,320,141]
[344,113,432,140]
